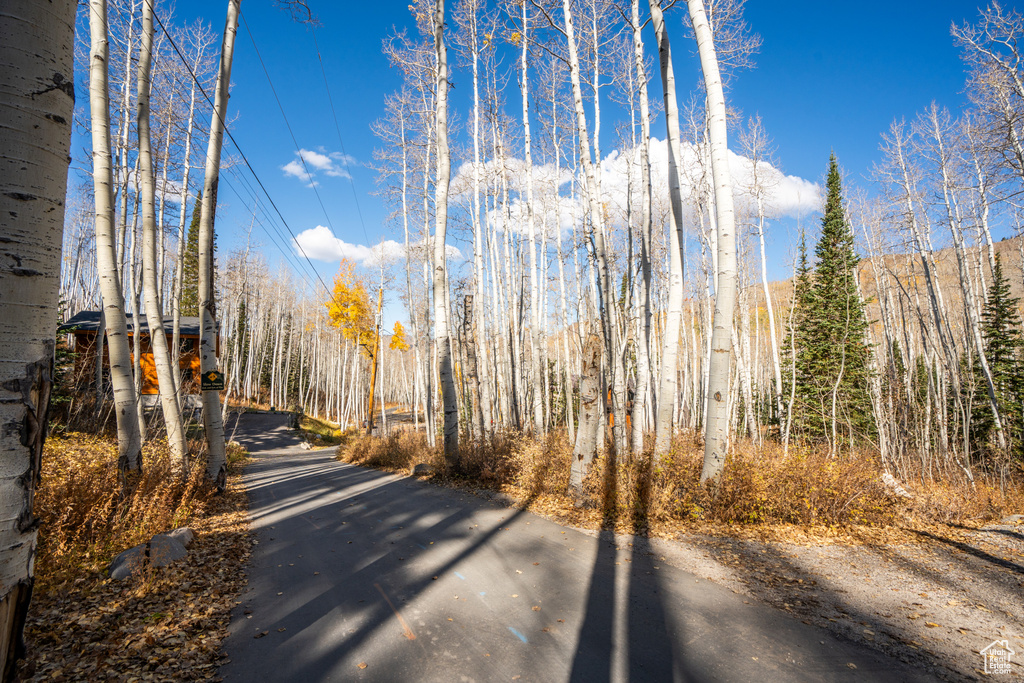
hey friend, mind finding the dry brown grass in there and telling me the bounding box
[24,432,252,681]
[338,429,1023,537]
[34,433,227,590]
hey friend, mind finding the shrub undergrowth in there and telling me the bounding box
[338,429,1022,532]
[34,433,240,591]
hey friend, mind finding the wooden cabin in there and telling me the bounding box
[58,310,218,396]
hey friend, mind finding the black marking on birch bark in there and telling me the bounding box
[4,193,37,202]
[1,347,52,497]
[2,576,35,681]
[714,391,722,402]
[44,113,67,125]
[15,469,40,533]
[1,349,50,544]
[30,72,75,101]
[9,268,43,277]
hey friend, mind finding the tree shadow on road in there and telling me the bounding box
[568,450,683,681]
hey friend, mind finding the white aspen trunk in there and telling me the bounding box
[630,0,654,455]
[735,312,758,444]
[416,82,437,447]
[688,0,738,484]
[583,4,627,454]
[649,0,687,455]
[928,109,1006,449]
[964,121,998,273]
[468,6,492,440]
[561,0,624,463]
[156,91,173,304]
[782,284,798,455]
[754,194,784,426]
[198,0,240,490]
[520,1,544,435]
[433,0,458,459]
[552,101,576,441]
[114,3,135,277]
[0,2,75,673]
[127,179,148,442]
[570,334,602,493]
[137,0,188,473]
[90,0,143,474]
[171,52,200,397]
[888,126,962,455]
[423,259,436,447]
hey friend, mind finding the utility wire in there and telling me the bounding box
[310,24,373,247]
[149,6,335,300]
[238,12,345,241]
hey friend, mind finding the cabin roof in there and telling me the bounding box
[58,310,203,337]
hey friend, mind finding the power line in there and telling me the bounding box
[238,11,346,242]
[310,24,373,248]
[149,5,336,300]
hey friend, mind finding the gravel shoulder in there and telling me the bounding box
[569,519,1024,681]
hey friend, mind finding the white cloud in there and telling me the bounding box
[292,225,462,266]
[599,138,821,227]
[458,138,821,239]
[282,148,355,186]
[116,167,185,205]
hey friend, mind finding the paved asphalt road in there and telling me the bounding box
[220,414,933,682]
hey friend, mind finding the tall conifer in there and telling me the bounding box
[790,155,873,447]
[180,191,202,317]
[973,254,1024,460]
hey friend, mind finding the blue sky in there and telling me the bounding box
[73,0,988,319]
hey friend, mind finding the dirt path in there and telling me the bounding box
[219,448,933,682]
[576,521,1024,681]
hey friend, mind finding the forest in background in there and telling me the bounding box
[54,0,1024,492]
[4,0,1024,678]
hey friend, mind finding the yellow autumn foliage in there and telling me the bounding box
[390,320,410,351]
[326,258,374,352]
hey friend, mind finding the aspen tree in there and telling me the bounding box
[172,26,210,396]
[138,0,189,474]
[740,117,785,427]
[923,105,1006,450]
[519,0,545,435]
[197,0,241,490]
[559,0,625,473]
[90,0,144,475]
[433,0,460,459]
[629,0,654,455]
[687,0,739,484]
[649,0,687,456]
[0,1,75,673]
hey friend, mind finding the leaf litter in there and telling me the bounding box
[22,443,253,682]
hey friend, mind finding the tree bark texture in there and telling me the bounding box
[0,0,75,676]
[434,0,459,461]
[198,0,241,490]
[688,0,739,484]
[137,0,189,474]
[89,0,143,475]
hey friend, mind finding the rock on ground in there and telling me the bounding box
[108,527,194,580]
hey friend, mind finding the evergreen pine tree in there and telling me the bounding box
[790,154,874,447]
[783,227,813,432]
[973,254,1024,460]
[180,191,202,317]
